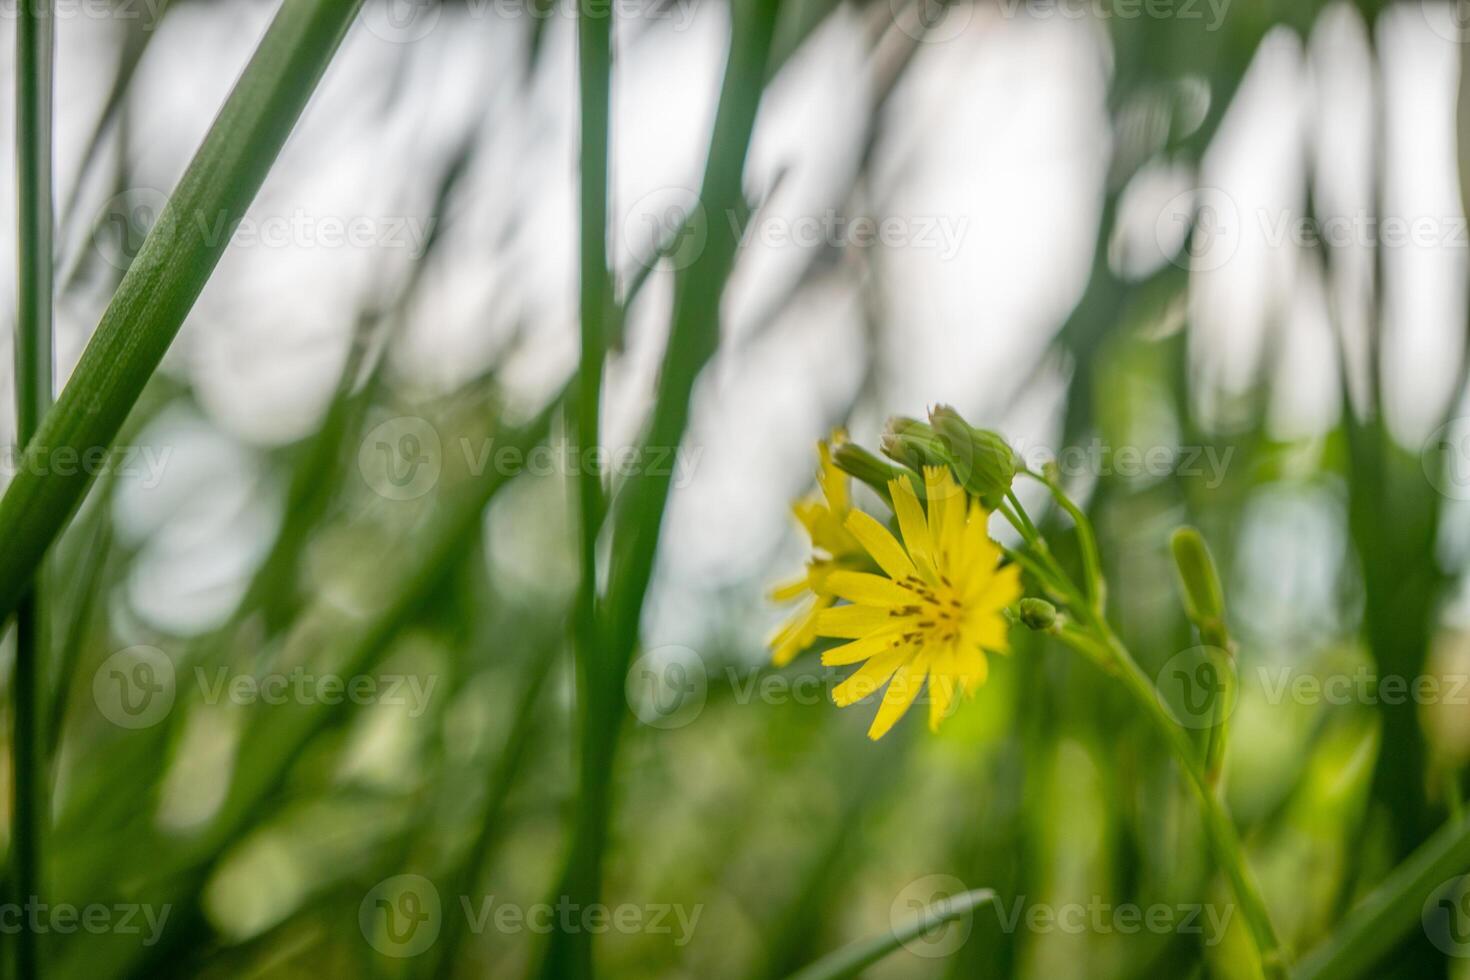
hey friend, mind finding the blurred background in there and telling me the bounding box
[3,0,1470,976]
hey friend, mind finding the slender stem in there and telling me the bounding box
[1010,481,1283,976]
[550,4,612,978]
[1097,623,1284,977]
[13,0,55,975]
[1023,468,1105,615]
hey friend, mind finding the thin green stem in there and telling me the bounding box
[1011,480,1283,977]
[1096,622,1284,977]
[1022,468,1105,615]
[14,0,55,974]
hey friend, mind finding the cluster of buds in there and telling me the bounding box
[832,405,1019,510]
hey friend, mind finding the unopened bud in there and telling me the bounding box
[833,443,905,502]
[880,417,951,473]
[928,405,1017,509]
[1018,597,1057,631]
[1170,526,1229,648]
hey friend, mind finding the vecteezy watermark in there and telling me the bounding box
[357,0,698,44]
[988,895,1235,945]
[730,210,970,262]
[358,875,703,958]
[1011,437,1235,489]
[623,650,969,731]
[620,189,970,270]
[1156,653,1470,731]
[0,0,167,27]
[92,647,438,729]
[0,442,171,488]
[892,876,975,958]
[626,646,708,730]
[92,188,435,272]
[1423,0,1470,44]
[1156,188,1470,273]
[357,416,705,501]
[998,0,1231,30]
[1424,875,1470,957]
[1423,417,1470,501]
[1155,646,1237,730]
[0,898,170,946]
[887,0,973,44]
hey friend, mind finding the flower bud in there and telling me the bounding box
[1018,597,1057,631]
[928,405,1017,509]
[832,442,905,502]
[1170,526,1229,648]
[880,417,951,473]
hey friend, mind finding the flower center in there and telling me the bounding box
[893,573,967,646]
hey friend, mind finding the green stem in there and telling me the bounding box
[1098,625,1284,978]
[13,0,55,974]
[1010,485,1282,976]
[1022,468,1105,615]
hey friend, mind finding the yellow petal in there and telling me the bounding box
[923,467,965,547]
[769,576,811,603]
[822,630,907,667]
[928,667,958,732]
[832,645,910,706]
[771,596,830,666]
[825,571,915,607]
[971,562,1022,613]
[954,647,990,693]
[817,441,849,516]
[888,476,936,575]
[868,658,929,740]
[845,511,917,580]
[815,604,898,638]
[958,500,999,573]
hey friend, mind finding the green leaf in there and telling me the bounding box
[0,0,364,626]
[784,889,998,980]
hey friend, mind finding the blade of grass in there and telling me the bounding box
[783,889,999,980]
[536,0,781,975]
[567,0,611,942]
[0,0,365,628]
[1295,810,1470,980]
[90,392,565,980]
[14,0,56,975]
[422,638,557,979]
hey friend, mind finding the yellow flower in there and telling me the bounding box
[769,435,868,666]
[815,467,1020,739]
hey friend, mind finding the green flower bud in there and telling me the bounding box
[880,417,951,472]
[832,442,905,503]
[1018,597,1058,631]
[928,405,1017,509]
[1170,526,1230,649]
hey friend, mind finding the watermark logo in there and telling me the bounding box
[361,875,443,958]
[1424,876,1470,956]
[0,898,170,945]
[1155,646,1236,729]
[1423,0,1470,43]
[625,645,707,730]
[92,187,169,274]
[891,875,974,958]
[623,187,706,272]
[92,646,175,729]
[359,416,443,500]
[1423,418,1470,501]
[889,0,972,43]
[360,0,441,42]
[1155,186,1239,273]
